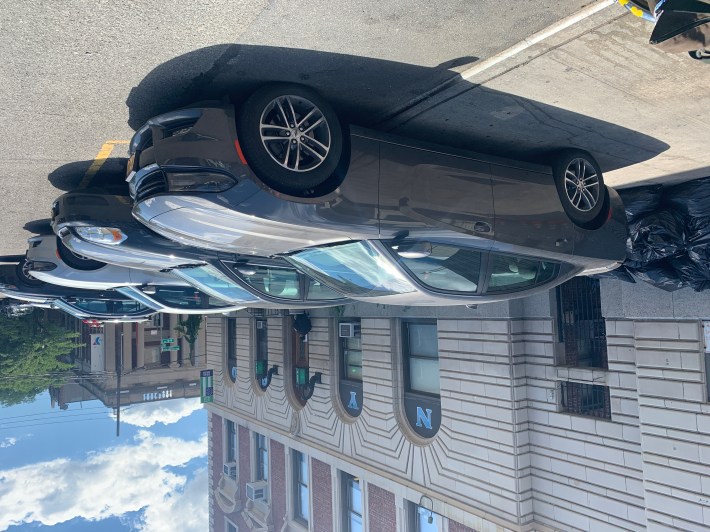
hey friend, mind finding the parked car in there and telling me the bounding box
[24,235,189,290]
[0,264,157,322]
[114,285,245,315]
[52,190,351,308]
[126,84,627,304]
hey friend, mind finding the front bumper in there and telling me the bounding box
[127,104,245,184]
[59,228,207,272]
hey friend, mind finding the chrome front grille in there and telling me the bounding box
[135,171,167,202]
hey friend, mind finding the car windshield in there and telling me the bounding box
[387,241,483,293]
[230,264,302,299]
[286,241,415,297]
[172,265,261,304]
[139,286,234,309]
[64,298,150,315]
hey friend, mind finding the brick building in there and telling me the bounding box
[205,278,710,531]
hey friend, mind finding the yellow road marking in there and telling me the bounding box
[79,140,129,188]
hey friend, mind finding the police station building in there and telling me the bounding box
[205,278,710,532]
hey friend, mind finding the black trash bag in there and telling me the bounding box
[669,255,710,291]
[688,241,710,266]
[626,209,686,264]
[686,215,710,246]
[630,260,687,291]
[590,265,637,283]
[618,184,663,223]
[664,176,710,218]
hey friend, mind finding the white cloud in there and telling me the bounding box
[0,431,207,530]
[0,438,17,448]
[138,467,208,532]
[111,397,204,428]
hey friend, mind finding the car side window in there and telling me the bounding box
[390,242,483,293]
[486,254,558,293]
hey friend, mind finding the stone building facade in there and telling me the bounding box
[205,279,710,532]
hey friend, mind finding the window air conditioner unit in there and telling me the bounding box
[223,462,237,479]
[246,480,268,502]
[256,320,266,330]
[339,322,360,338]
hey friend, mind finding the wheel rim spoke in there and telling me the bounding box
[300,142,325,162]
[285,97,298,127]
[582,188,596,209]
[303,116,325,134]
[297,107,318,127]
[274,99,290,126]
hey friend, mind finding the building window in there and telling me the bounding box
[225,518,238,532]
[255,319,269,389]
[255,432,268,482]
[226,317,237,382]
[339,320,363,417]
[556,277,608,368]
[402,320,441,439]
[561,382,611,419]
[225,420,237,464]
[292,450,309,525]
[341,473,362,532]
[409,502,439,532]
[705,352,710,401]
[404,321,440,396]
[291,314,312,406]
[151,314,163,328]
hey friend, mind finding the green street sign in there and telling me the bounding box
[161,338,176,344]
[161,346,180,351]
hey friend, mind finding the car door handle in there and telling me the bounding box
[474,222,491,233]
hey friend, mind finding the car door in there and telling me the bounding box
[378,139,495,247]
[489,163,575,256]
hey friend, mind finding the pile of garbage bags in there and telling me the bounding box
[595,176,710,291]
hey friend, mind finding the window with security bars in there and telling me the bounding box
[561,381,611,419]
[255,432,268,483]
[225,420,237,463]
[226,317,237,382]
[556,277,608,369]
[342,473,363,532]
[292,450,309,525]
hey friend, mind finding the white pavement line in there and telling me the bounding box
[457,0,616,84]
[375,0,617,128]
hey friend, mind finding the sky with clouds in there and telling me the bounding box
[0,392,208,531]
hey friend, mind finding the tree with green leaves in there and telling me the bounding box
[0,311,82,406]
[175,315,203,366]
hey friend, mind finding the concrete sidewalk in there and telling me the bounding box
[384,3,710,188]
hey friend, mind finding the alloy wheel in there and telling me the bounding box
[259,95,331,172]
[564,158,600,212]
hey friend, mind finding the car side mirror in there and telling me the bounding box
[396,242,432,259]
[142,286,157,295]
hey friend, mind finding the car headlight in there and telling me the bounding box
[165,171,236,193]
[75,227,128,245]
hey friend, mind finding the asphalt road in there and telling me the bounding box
[0,0,599,256]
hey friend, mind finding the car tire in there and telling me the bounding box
[552,149,608,228]
[56,236,105,271]
[237,83,344,197]
[15,256,45,287]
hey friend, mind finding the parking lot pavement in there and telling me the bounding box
[385,6,710,189]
